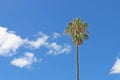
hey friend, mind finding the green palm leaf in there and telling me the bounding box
[65,18,89,46]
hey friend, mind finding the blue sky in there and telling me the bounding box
[0,0,120,80]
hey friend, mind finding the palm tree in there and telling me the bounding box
[64,18,89,80]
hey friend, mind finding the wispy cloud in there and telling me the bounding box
[11,52,42,68]
[110,57,120,74]
[24,32,49,49]
[47,42,71,55]
[0,27,23,56]
[53,32,61,39]
[24,32,71,55]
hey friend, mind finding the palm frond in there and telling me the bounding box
[64,18,89,46]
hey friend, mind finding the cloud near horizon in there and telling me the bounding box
[110,57,120,74]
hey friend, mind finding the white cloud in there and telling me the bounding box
[24,32,49,49]
[0,26,71,69]
[53,32,61,39]
[47,42,71,55]
[11,52,42,68]
[110,57,120,74]
[23,32,71,56]
[0,27,71,57]
[0,27,23,56]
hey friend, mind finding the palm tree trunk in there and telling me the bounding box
[76,45,79,80]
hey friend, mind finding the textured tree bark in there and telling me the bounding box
[76,45,79,80]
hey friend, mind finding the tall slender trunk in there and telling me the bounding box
[76,45,79,80]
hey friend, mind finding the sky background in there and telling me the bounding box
[0,0,120,80]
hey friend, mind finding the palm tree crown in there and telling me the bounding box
[65,18,89,46]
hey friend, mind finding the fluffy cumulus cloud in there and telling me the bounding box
[110,57,120,74]
[0,27,23,56]
[47,42,71,55]
[11,52,42,68]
